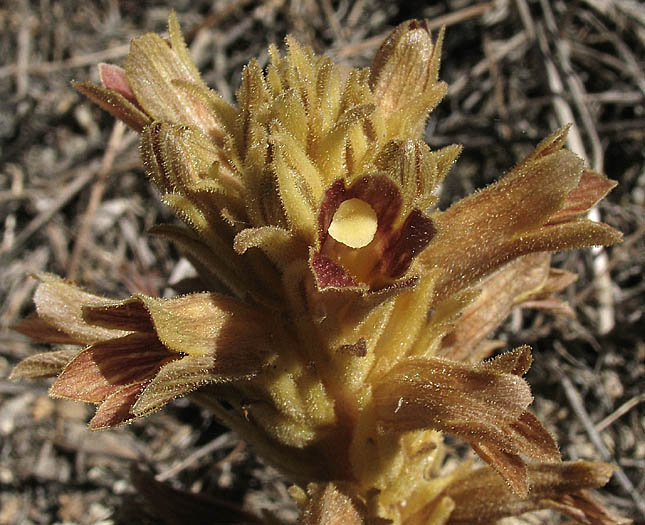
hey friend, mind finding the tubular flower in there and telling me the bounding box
[12,13,628,524]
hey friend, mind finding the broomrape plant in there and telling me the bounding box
[11,13,630,524]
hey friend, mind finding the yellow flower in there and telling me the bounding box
[12,12,627,524]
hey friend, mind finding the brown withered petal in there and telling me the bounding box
[373,349,561,494]
[513,265,580,318]
[300,483,367,525]
[532,266,579,297]
[440,254,578,362]
[49,332,177,403]
[22,273,130,345]
[12,313,81,345]
[513,217,622,254]
[374,354,532,433]
[548,170,617,225]
[90,382,148,429]
[442,461,620,524]
[82,300,154,332]
[465,411,560,495]
[520,297,576,318]
[469,442,528,496]
[42,291,277,428]
[131,354,262,418]
[481,345,534,376]
[436,146,581,256]
[84,293,273,364]
[421,132,621,299]
[9,348,79,380]
[439,254,552,362]
[528,124,571,160]
[506,410,559,461]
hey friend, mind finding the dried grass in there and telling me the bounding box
[1,1,643,523]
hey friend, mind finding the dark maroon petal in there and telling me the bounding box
[311,252,359,289]
[317,176,403,246]
[315,175,433,289]
[382,209,435,278]
[318,179,348,243]
[346,175,402,236]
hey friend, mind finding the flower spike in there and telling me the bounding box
[12,14,627,525]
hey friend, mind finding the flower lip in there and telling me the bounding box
[313,175,435,291]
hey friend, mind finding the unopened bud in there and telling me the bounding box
[369,20,441,117]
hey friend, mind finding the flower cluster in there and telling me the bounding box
[12,13,627,524]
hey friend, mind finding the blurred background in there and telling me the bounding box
[1,0,643,523]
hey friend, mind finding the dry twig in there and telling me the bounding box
[538,0,616,334]
[552,361,645,519]
[66,121,128,281]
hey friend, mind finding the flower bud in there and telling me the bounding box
[369,20,444,119]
